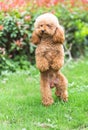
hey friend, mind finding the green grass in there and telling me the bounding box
[0,58,88,130]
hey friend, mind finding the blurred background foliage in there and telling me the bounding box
[0,0,88,74]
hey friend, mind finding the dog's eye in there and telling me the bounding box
[40,25,43,27]
[46,24,51,27]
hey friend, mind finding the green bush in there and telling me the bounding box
[54,6,88,57]
[0,3,88,73]
[0,10,35,73]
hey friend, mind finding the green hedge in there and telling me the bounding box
[0,4,88,73]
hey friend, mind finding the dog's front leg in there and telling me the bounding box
[36,56,49,72]
[51,55,64,70]
[40,71,54,106]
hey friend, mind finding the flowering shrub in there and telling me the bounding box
[0,0,88,12]
[0,0,26,12]
[0,0,88,73]
[0,9,34,73]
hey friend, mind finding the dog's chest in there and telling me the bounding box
[44,46,58,61]
[36,40,61,62]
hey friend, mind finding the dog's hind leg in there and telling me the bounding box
[40,71,54,106]
[55,71,68,102]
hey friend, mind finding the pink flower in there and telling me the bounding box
[82,0,88,3]
[0,0,26,11]
[24,15,31,21]
[35,0,59,6]
[52,0,59,5]
[15,39,23,47]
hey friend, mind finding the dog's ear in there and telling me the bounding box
[53,26,65,44]
[31,31,41,45]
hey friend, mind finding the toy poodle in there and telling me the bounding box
[31,13,68,106]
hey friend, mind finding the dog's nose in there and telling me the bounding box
[42,30,45,33]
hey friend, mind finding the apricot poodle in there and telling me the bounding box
[31,13,68,106]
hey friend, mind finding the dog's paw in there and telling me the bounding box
[60,91,68,102]
[36,59,49,72]
[42,97,54,106]
[61,96,68,102]
[51,63,61,70]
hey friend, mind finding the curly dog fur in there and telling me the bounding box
[31,13,68,106]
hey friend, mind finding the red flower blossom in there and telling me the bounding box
[15,40,22,47]
[70,0,75,7]
[0,25,4,30]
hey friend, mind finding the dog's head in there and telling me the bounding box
[34,13,59,37]
[32,13,65,44]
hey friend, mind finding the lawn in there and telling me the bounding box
[0,58,88,130]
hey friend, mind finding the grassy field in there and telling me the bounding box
[0,58,88,130]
